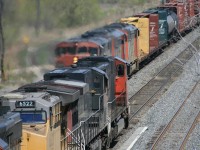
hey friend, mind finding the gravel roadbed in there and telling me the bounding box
[186,120,200,149]
[155,83,200,149]
[115,55,199,150]
[128,28,200,99]
[113,28,200,150]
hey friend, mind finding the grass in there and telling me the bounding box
[17,47,28,67]
[8,71,37,84]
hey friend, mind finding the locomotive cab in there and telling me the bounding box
[55,41,97,67]
[0,92,62,150]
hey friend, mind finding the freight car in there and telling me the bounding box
[0,56,129,150]
[0,106,22,150]
[54,0,200,74]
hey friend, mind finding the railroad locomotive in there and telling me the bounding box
[55,0,200,75]
[0,106,22,150]
[0,56,129,150]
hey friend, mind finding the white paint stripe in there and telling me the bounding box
[119,126,148,150]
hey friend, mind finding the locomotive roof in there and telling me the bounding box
[61,36,108,49]
[82,27,124,38]
[104,22,138,33]
[44,65,108,81]
[0,112,21,141]
[77,56,113,68]
[2,92,60,107]
[14,80,87,106]
[0,112,21,132]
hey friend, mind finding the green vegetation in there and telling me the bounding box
[8,70,37,84]
[17,48,28,67]
[1,0,158,84]
[99,0,147,5]
[3,0,103,32]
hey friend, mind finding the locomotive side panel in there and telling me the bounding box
[149,14,159,53]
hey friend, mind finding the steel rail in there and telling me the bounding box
[129,47,193,121]
[150,82,199,150]
[179,110,200,150]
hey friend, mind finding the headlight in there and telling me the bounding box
[73,57,78,63]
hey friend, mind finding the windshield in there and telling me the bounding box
[55,47,76,56]
[89,47,98,56]
[77,47,87,54]
[17,111,47,124]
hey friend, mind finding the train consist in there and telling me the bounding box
[55,0,200,76]
[1,0,200,150]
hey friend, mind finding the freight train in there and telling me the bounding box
[0,56,129,150]
[55,0,200,76]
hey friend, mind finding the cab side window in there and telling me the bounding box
[116,64,124,76]
[50,102,61,128]
[78,47,87,53]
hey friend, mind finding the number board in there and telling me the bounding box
[15,101,35,108]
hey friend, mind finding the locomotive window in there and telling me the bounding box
[116,64,124,77]
[55,47,76,56]
[78,47,87,53]
[89,47,98,56]
[51,102,61,128]
[18,111,47,124]
[66,47,76,54]
[55,48,61,56]
[72,104,78,126]
[94,76,100,88]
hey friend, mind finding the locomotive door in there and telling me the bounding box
[115,57,128,106]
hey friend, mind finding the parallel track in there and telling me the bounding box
[128,45,194,122]
[150,82,199,150]
[179,110,200,150]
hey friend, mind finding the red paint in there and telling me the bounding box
[55,41,98,67]
[115,59,128,106]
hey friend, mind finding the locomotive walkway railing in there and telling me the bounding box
[61,93,106,150]
[108,90,127,120]
[61,90,127,150]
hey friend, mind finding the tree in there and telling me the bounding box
[0,0,5,82]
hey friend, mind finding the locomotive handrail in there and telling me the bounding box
[61,92,106,141]
[107,90,126,104]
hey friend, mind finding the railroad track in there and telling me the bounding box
[179,110,200,150]
[149,82,200,150]
[110,37,200,150]
[128,44,194,123]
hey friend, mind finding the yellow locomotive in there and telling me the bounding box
[1,92,62,150]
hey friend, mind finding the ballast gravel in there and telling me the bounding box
[121,56,199,150]
[128,28,200,99]
[186,122,200,149]
[114,28,200,150]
